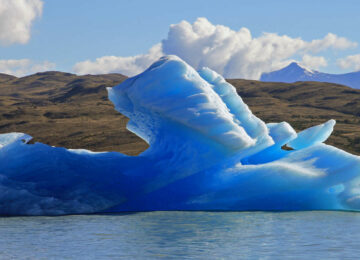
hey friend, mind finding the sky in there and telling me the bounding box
[1,0,360,78]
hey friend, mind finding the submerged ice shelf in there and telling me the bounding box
[0,56,360,215]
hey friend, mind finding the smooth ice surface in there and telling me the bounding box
[0,55,360,215]
[267,122,297,146]
[288,119,335,150]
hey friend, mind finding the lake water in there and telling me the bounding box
[0,211,359,259]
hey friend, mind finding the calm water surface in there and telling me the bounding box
[0,211,359,259]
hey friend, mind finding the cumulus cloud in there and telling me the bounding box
[300,54,327,70]
[0,59,55,76]
[0,0,43,46]
[305,33,357,53]
[73,18,357,79]
[162,18,355,79]
[337,54,360,71]
[73,44,162,76]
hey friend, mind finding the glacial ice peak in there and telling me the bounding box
[108,55,273,155]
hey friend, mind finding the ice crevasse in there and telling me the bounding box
[0,55,360,215]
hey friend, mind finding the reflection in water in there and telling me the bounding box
[0,211,360,259]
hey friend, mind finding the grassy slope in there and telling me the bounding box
[0,72,359,155]
[0,72,148,155]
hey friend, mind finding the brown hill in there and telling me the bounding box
[0,72,359,155]
[228,79,360,155]
[0,71,148,155]
[0,73,17,83]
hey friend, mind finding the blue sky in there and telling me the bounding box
[2,0,360,77]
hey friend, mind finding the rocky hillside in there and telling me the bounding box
[0,72,359,155]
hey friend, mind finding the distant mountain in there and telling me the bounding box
[261,62,360,89]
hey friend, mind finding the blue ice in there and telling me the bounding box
[0,55,360,215]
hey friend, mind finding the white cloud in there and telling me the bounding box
[162,18,355,79]
[300,54,327,70]
[73,18,357,79]
[73,44,163,76]
[0,59,55,76]
[0,0,43,46]
[337,54,360,71]
[305,33,357,53]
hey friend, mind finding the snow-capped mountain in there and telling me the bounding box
[260,62,360,89]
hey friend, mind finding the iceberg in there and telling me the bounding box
[0,55,360,215]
